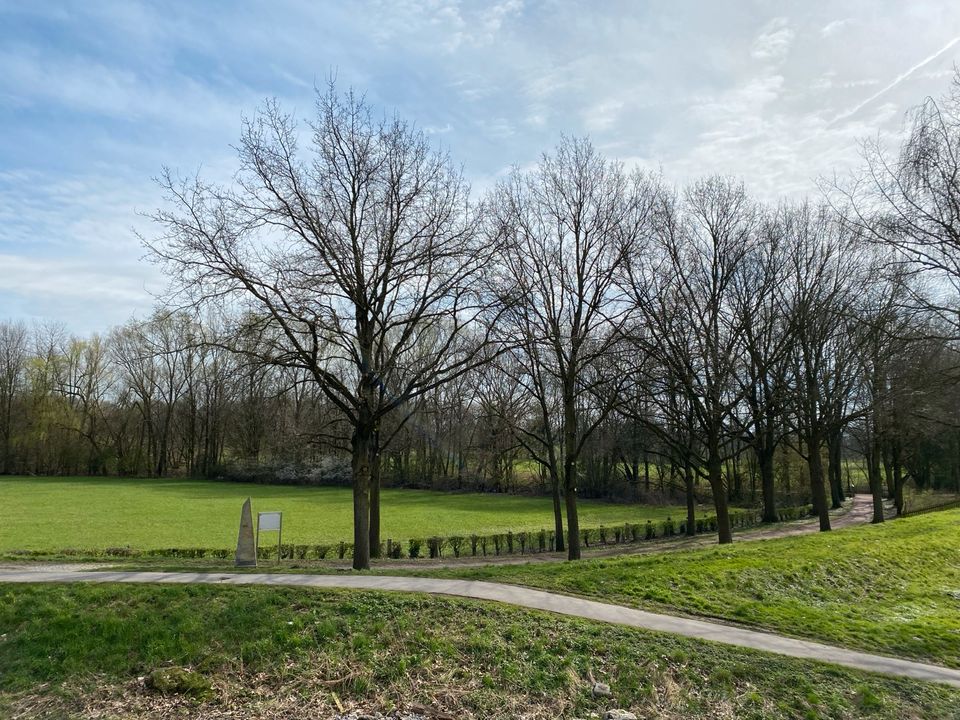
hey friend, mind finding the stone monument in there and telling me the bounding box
[235,497,257,567]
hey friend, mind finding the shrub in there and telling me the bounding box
[662,517,675,537]
[212,456,351,487]
[470,534,479,556]
[517,531,528,554]
[337,541,347,559]
[146,666,213,700]
[582,528,591,547]
[645,520,655,540]
[449,536,465,558]
[408,538,423,559]
[538,528,547,552]
[492,534,502,556]
[315,544,332,559]
[598,526,608,544]
[427,536,445,559]
[506,531,515,554]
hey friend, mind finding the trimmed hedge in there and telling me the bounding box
[14,504,813,562]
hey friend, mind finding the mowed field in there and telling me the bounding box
[0,476,688,553]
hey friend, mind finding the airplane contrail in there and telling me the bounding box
[829,36,960,126]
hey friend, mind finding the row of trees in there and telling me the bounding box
[7,74,960,569]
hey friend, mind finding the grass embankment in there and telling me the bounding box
[0,476,687,553]
[422,507,960,667]
[1,584,957,719]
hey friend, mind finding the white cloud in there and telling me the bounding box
[821,18,854,37]
[584,99,624,132]
[751,17,795,61]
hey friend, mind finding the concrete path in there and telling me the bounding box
[2,568,958,688]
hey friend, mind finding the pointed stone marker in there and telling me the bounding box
[235,497,257,567]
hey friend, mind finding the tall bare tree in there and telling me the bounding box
[625,177,756,544]
[779,204,869,531]
[490,137,655,559]
[149,86,497,569]
[731,209,793,522]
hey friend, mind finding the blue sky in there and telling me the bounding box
[1,0,959,333]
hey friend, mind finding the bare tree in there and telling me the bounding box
[490,137,655,559]
[148,86,496,569]
[833,68,960,336]
[779,204,869,531]
[0,321,28,474]
[731,208,793,522]
[625,177,756,544]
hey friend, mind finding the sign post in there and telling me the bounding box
[256,511,283,564]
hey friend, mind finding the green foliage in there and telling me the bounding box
[408,538,422,559]
[146,666,213,700]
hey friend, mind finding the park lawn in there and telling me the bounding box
[0,584,957,719]
[421,507,960,668]
[0,476,687,553]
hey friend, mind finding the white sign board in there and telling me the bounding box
[258,511,282,532]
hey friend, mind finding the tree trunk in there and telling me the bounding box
[351,418,373,570]
[806,428,831,531]
[868,431,885,524]
[707,443,732,544]
[563,386,581,560]
[551,466,565,552]
[758,440,776,523]
[881,441,895,500]
[684,460,695,536]
[892,440,904,516]
[368,426,382,558]
[643,451,650,492]
[564,468,580,560]
[827,429,844,509]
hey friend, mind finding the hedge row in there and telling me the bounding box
[15,504,811,561]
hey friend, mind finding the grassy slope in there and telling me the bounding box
[1,584,957,720]
[0,476,687,552]
[418,508,960,667]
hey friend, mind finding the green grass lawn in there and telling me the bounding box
[421,507,960,668]
[1,583,956,719]
[0,476,687,553]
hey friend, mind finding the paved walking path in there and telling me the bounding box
[2,567,958,688]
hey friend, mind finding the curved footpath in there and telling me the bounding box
[2,567,959,688]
